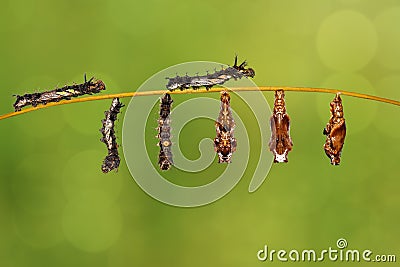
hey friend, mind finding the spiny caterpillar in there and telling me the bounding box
[166,56,255,91]
[13,74,105,112]
[269,90,293,163]
[323,93,346,165]
[157,93,173,170]
[100,98,124,173]
[214,91,237,163]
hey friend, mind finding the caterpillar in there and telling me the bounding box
[159,92,173,120]
[157,93,173,170]
[13,74,106,112]
[323,93,346,165]
[100,97,124,173]
[214,91,237,163]
[166,56,255,91]
[269,90,293,163]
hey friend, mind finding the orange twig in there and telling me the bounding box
[0,86,399,121]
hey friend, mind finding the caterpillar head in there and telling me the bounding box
[233,56,256,78]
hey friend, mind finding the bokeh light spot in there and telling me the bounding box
[62,190,122,252]
[317,10,377,71]
[373,75,400,138]
[317,73,377,135]
[62,150,123,202]
[12,153,66,248]
[374,7,400,70]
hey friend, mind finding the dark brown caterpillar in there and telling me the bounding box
[214,91,237,163]
[157,93,173,170]
[166,56,255,91]
[323,93,346,165]
[13,74,106,112]
[159,92,173,120]
[269,90,293,163]
[100,98,124,173]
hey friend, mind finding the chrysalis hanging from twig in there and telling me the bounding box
[323,93,346,165]
[157,93,173,170]
[100,98,124,173]
[13,74,106,112]
[269,90,293,163]
[214,91,237,163]
[166,56,255,91]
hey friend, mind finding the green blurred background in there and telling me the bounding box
[1,0,399,266]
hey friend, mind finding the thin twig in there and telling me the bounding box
[0,86,399,121]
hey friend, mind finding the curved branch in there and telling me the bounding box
[0,86,399,121]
